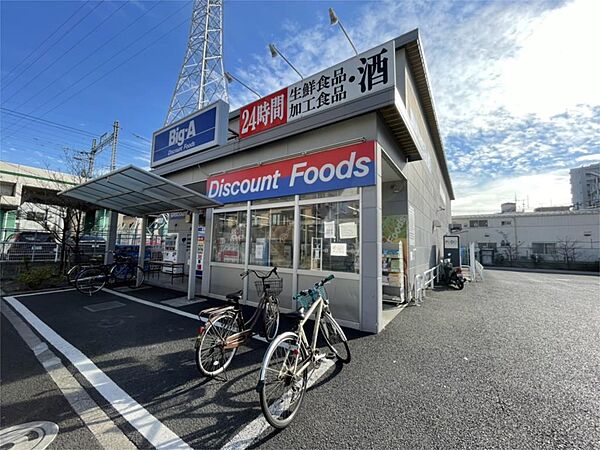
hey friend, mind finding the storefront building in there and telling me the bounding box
[152,29,455,333]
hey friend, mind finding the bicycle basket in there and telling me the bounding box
[294,291,314,310]
[316,285,327,300]
[255,278,283,297]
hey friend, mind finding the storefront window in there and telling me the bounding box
[300,200,359,273]
[212,211,247,264]
[250,207,294,268]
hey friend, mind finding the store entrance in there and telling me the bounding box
[381,159,409,327]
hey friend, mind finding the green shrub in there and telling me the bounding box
[17,266,56,290]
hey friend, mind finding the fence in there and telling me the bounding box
[1,229,166,280]
[478,243,599,272]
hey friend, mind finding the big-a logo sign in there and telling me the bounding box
[151,100,229,168]
[207,141,376,203]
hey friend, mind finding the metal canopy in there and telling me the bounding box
[58,165,221,217]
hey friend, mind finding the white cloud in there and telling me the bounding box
[496,0,600,118]
[576,154,600,162]
[452,170,573,215]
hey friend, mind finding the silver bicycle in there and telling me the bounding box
[257,274,350,429]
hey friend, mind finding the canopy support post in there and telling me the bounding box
[188,210,199,300]
[105,211,118,264]
[137,215,148,287]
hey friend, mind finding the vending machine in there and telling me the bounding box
[162,233,186,273]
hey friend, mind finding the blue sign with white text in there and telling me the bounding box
[151,101,228,167]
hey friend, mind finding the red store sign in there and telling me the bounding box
[239,88,288,139]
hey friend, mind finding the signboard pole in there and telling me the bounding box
[187,211,199,300]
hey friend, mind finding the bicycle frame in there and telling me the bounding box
[289,295,327,378]
[222,292,271,349]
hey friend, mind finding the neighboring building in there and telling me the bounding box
[0,161,120,240]
[571,163,600,209]
[452,203,600,264]
[0,161,80,240]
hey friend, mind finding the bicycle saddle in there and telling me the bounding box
[226,290,243,303]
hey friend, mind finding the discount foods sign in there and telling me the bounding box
[207,141,376,203]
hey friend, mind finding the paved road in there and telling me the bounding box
[1,270,599,449]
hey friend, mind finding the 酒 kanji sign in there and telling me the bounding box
[239,41,395,139]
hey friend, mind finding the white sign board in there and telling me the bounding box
[330,243,347,257]
[339,222,358,239]
[324,221,335,239]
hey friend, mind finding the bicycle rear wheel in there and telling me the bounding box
[127,265,145,288]
[76,267,106,296]
[263,296,280,342]
[195,312,241,377]
[258,332,308,429]
[320,312,351,363]
[66,265,82,285]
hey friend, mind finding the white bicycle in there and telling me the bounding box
[257,274,350,429]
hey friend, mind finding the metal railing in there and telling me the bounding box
[0,241,60,262]
[474,260,484,281]
[413,264,440,305]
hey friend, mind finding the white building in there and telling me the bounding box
[452,203,600,264]
[571,163,600,209]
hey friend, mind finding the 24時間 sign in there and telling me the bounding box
[239,41,394,139]
[207,141,376,203]
[151,100,229,167]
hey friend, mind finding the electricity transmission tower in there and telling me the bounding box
[165,0,228,125]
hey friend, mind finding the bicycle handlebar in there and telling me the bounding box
[240,266,279,280]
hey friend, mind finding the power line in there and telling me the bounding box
[2,2,103,89]
[1,108,99,138]
[4,2,129,103]
[41,17,189,118]
[1,109,147,154]
[7,1,162,111]
[2,2,191,139]
[1,1,90,82]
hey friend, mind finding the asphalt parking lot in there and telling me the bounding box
[1,269,599,449]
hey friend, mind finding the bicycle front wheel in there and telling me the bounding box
[76,267,106,296]
[258,332,308,429]
[195,312,241,377]
[320,312,351,363]
[263,296,280,342]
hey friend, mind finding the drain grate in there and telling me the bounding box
[84,301,126,312]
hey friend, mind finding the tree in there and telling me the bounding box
[556,237,579,268]
[19,150,94,273]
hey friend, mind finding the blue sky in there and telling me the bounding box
[1,0,599,214]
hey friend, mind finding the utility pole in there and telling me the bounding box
[79,120,119,178]
[111,120,119,171]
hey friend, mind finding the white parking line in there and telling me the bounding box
[221,358,336,450]
[3,296,192,450]
[2,300,136,450]
[104,288,270,344]
[5,287,77,298]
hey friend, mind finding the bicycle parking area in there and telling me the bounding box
[1,285,351,449]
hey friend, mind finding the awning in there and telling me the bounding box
[58,165,221,217]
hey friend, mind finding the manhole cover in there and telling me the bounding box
[0,421,59,450]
